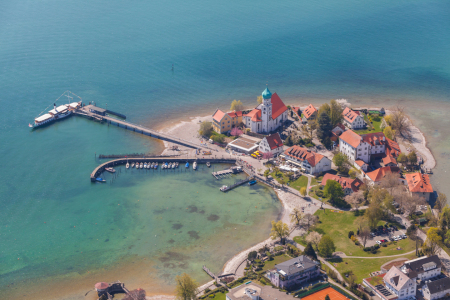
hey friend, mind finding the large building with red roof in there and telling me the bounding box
[282,145,331,175]
[243,87,288,134]
[363,166,401,184]
[405,173,433,201]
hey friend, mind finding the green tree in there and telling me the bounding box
[435,193,448,212]
[317,112,332,142]
[230,99,244,111]
[318,103,331,120]
[290,207,304,226]
[199,121,213,137]
[323,180,345,204]
[333,152,349,173]
[300,187,307,197]
[425,227,442,256]
[408,151,417,166]
[247,251,258,261]
[175,273,198,300]
[270,220,290,244]
[264,169,270,178]
[301,120,317,141]
[397,153,408,165]
[348,168,356,179]
[284,135,293,146]
[318,235,336,257]
[329,100,344,128]
[304,242,318,260]
[325,295,331,300]
[383,126,396,140]
[439,206,450,232]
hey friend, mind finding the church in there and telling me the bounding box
[243,87,288,134]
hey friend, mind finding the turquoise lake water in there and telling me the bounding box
[1,0,450,298]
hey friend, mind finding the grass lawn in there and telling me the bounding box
[293,236,307,247]
[270,171,308,191]
[260,254,292,272]
[210,292,228,300]
[327,254,416,284]
[309,185,330,202]
[354,114,383,134]
[313,209,416,257]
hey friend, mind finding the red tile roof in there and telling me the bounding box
[321,174,363,192]
[362,132,386,146]
[365,166,400,182]
[271,93,288,119]
[405,173,433,193]
[342,107,361,124]
[339,129,362,148]
[245,108,262,122]
[355,160,367,167]
[265,133,283,150]
[228,111,243,118]
[213,109,226,122]
[382,154,397,166]
[386,137,401,157]
[303,104,317,119]
[284,145,325,167]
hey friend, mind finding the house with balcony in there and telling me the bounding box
[401,255,442,281]
[267,256,320,289]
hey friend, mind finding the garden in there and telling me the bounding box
[269,168,308,191]
[354,113,383,134]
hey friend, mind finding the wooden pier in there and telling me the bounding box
[74,106,207,150]
[212,166,243,179]
[220,177,252,192]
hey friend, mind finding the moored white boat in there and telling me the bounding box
[140,163,143,169]
[131,163,135,168]
[105,167,116,173]
[193,162,197,170]
[126,163,129,169]
[144,163,148,168]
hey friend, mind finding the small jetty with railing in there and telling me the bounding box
[89,280,145,300]
[212,166,243,179]
[220,176,253,192]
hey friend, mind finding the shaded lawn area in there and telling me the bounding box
[309,185,330,202]
[293,236,307,247]
[270,171,308,191]
[314,209,416,257]
[327,254,416,284]
[260,254,292,272]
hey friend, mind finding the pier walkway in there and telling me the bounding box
[90,157,236,181]
[220,177,252,192]
[74,107,207,150]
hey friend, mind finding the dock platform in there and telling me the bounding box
[220,177,252,192]
[212,166,243,179]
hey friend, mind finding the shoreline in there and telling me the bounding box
[151,103,437,296]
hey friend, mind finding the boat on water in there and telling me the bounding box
[105,167,116,173]
[248,180,257,186]
[31,91,82,128]
[155,162,158,169]
[220,185,228,192]
[175,162,179,168]
[144,163,148,168]
[131,163,135,168]
[206,162,211,167]
[126,163,129,169]
[151,162,154,168]
[171,163,175,169]
[165,162,169,168]
[140,163,143,169]
[193,162,197,170]
[185,162,189,168]
[96,177,106,183]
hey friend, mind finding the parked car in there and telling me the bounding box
[376,241,382,245]
[402,234,407,239]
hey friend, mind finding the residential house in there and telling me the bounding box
[423,277,450,300]
[401,255,442,281]
[354,160,369,172]
[321,174,363,195]
[339,129,371,163]
[243,87,288,134]
[259,133,284,156]
[212,109,233,134]
[363,166,401,184]
[302,104,317,121]
[342,107,365,129]
[267,256,320,289]
[228,111,243,128]
[405,173,433,202]
[330,124,346,143]
[383,266,417,300]
[282,145,332,175]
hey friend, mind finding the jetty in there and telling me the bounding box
[90,157,236,181]
[73,105,207,150]
[212,166,243,179]
[93,281,136,300]
[220,177,252,192]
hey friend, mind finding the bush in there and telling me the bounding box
[316,190,324,197]
[205,288,211,293]
[350,235,356,242]
[355,241,360,246]
[209,294,215,298]
[381,243,387,247]
[363,247,370,252]
[274,246,284,251]
[305,143,315,148]
[348,231,355,238]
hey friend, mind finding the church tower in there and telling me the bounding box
[260,87,272,133]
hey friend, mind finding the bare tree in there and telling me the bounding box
[435,192,448,212]
[345,191,365,211]
[302,213,318,231]
[390,106,411,138]
[380,172,401,195]
[301,120,317,142]
[359,227,371,248]
[305,231,322,248]
[401,192,426,218]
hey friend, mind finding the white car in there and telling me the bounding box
[376,241,382,245]
[394,237,399,241]
[402,234,407,239]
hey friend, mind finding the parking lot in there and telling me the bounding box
[360,226,407,247]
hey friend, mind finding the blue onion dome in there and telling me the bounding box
[262,87,272,99]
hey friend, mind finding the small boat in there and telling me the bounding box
[131,163,135,168]
[248,180,257,186]
[155,162,158,169]
[171,163,175,169]
[105,167,116,173]
[220,185,228,192]
[185,162,189,168]
[144,163,148,168]
[140,163,143,169]
[168,162,172,168]
[147,163,151,169]
[151,162,154,168]
[193,162,197,170]
[206,162,211,168]
[175,162,179,168]
[126,163,129,169]
[165,162,169,168]
[96,177,106,183]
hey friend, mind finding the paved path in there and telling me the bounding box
[335,250,417,259]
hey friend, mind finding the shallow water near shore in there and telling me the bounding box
[1,0,450,298]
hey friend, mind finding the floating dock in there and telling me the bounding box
[212,166,243,179]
